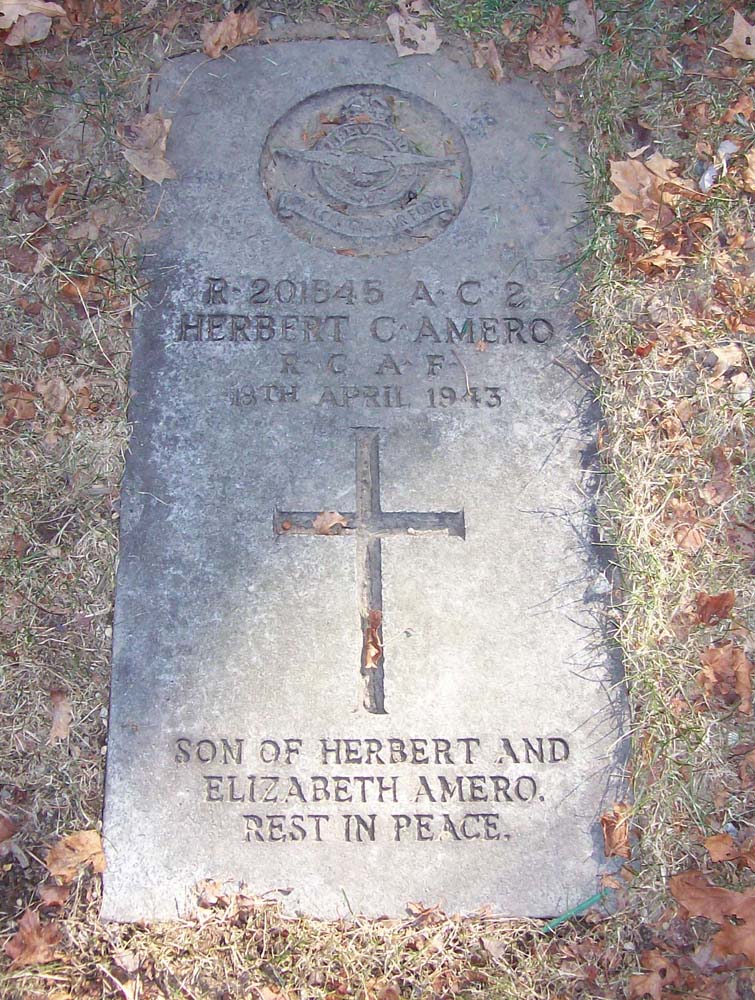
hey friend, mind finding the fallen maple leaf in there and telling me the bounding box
[722,11,755,61]
[312,510,348,534]
[472,40,504,82]
[112,947,140,975]
[44,181,67,220]
[705,832,741,863]
[4,245,38,273]
[35,377,70,415]
[627,950,681,1000]
[72,376,96,414]
[600,802,631,858]
[743,150,755,193]
[699,641,752,716]
[3,907,61,967]
[1,382,37,424]
[0,0,64,25]
[527,0,599,72]
[387,1,441,57]
[48,688,72,742]
[0,0,66,47]
[45,829,105,883]
[0,815,18,857]
[634,244,684,275]
[100,0,120,26]
[200,9,260,59]
[120,112,176,184]
[727,520,755,563]
[527,6,572,71]
[694,591,735,626]
[670,869,735,921]
[705,343,746,379]
[721,92,754,124]
[609,152,695,226]
[671,869,755,963]
[59,271,99,302]
[667,497,706,553]
[700,446,735,506]
[5,9,54,42]
[38,883,70,907]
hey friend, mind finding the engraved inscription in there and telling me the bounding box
[173,276,560,412]
[274,428,465,714]
[173,734,573,845]
[260,86,472,256]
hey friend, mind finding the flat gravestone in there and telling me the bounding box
[102,40,626,920]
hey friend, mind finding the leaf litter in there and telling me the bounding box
[527,0,601,72]
[312,510,348,534]
[386,0,441,58]
[200,8,261,59]
[45,829,106,884]
[3,908,62,967]
[722,11,755,61]
[119,112,176,184]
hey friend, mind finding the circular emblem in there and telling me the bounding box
[260,85,472,256]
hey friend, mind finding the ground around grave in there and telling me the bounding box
[0,1,754,997]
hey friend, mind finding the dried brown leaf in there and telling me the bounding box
[72,377,96,414]
[38,883,70,907]
[743,150,755,193]
[35,377,70,415]
[2,382,37,424]
[706,343,745,379]
[0,0,65,29]
[45,829,105,883]
[44,181,67,220]
[4,11,54,43]
[120,112,176,184]
[472,40,503,82]
[112,947,140,975]
[100,0,120,25]
[609,152,695,225]
[48,688,72,742]
[4,246,38,274]
[727,520,755,562]
[58,273,96,303]
[705,832,741,862]
[721,93,754,123]
[527,6,572,70]
[671,870,755,962]
[200,9,260,59]
[667,497,706,553]
[694,591,735,626]
[600,802,631,858]
[699,642,752,716]
[627,950,681,1000]
[722,11,755,61]
[0,815,18,856]
[362,608,383,671]
[527,1,599,72]
[312,510,348,534]
[3,908,61,967]
[700,446,735,506]
[386,4,441,57]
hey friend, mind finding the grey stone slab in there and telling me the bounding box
[102,40,627,921]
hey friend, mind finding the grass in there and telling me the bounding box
[1,0,754,997]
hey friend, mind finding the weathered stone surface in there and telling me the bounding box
[102,40,626,921]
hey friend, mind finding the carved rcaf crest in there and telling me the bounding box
[260,85,472,256]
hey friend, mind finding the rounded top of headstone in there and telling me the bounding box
[260,84,472,256]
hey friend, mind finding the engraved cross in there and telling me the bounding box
[274,428,465,714]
